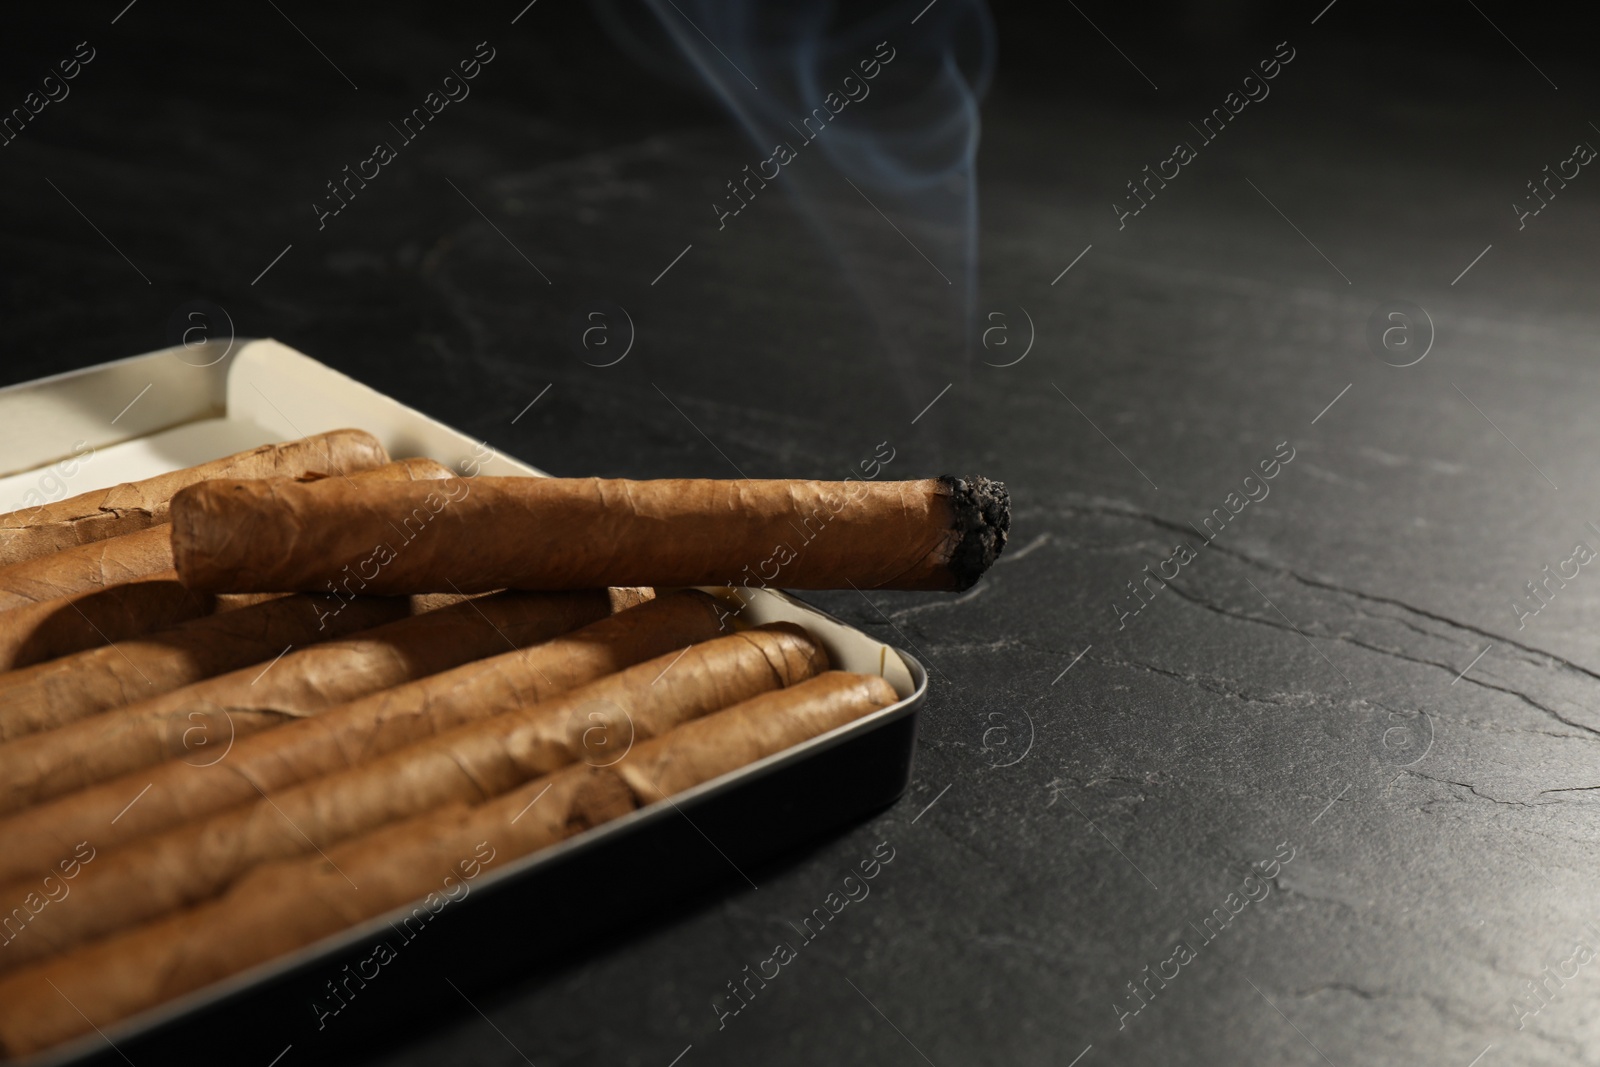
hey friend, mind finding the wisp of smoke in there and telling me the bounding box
[616,0,995,427]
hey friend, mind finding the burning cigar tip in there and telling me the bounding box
[939,475,1010,591]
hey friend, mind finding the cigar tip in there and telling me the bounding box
[939,475,1010,591]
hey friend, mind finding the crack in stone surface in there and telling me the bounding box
[1054,499,1600,685]
[1151,567,1600,741]
[1403,768,1544,808]
[1102,655,1321,710]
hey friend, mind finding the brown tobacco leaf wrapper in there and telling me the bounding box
[0,574,263,672]
[0,428,388,568]
[0,670,895,1055]
[613,671,899,802]
[0,623,824,971]
[0,459,451,667]
[0,525,172,613]
[0,589,411,742]
[0,457,453,614]
[0,584,642,742]
[0,589,708,888]
[171,475,1011,594]
[0,586,632,817]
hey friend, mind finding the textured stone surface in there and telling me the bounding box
[3,3,1600,1065]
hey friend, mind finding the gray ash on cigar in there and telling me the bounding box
[939,475,1010,590]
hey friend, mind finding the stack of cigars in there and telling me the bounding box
[0,428,1009,1057]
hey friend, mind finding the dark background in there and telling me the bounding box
[4,1,1600,1064]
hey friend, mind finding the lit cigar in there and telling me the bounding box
[0,590,711,886]
[0,624,825,970]
[0,458,453,613]
[0,671,897,1056]
[0,428,388,568]
[170,475,1010,594]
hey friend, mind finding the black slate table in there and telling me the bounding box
[3,3,1598,1065]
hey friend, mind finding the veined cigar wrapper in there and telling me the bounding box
[0,575,260,672]
[0,589,707,887]
[171,475,1011,594]
[0,460,454,668]
[0,584,643,742]
[0,587,631,816]
[0,671,896,1055]
[0,428,389,568]
[0,457,452,614]
[0,453,451,667]
[611,671,898,801]
[0,589,417,742]
[0,624,825,970]
[0,525,173,613]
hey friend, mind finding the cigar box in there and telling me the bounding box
[0,339,927,1067]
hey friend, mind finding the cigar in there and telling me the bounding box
[0,524,172,613]
[0,459,453,661]
[170,475,1010,594]
[0,575,250,672]
[0,624,825,970]
[0,458,453,614]
[0,671,896,1055]
[614,671,898,801]
[0,586,639,815]
[0,428,388,568]
[0,589,711,886]
[0,590,418,742]
[0,579,441,673]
